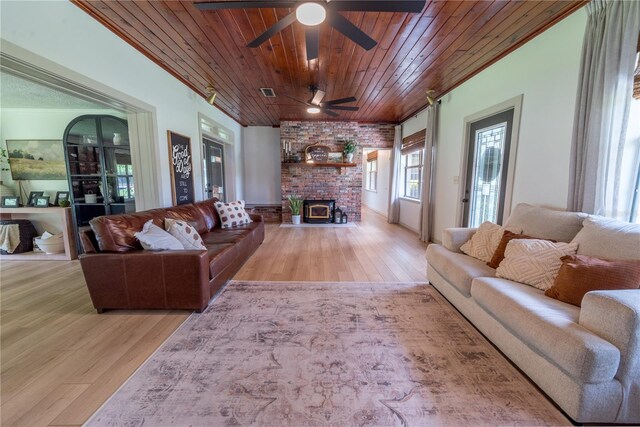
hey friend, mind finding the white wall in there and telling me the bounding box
[0,108,125,199]
[242,126,281,204]
[362,149,391,216]
[401,9,587,242]
[1,1,244,208]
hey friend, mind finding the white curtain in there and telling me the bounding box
[387,125,402,223]
[567,0,640,220]
[419,103,439,242]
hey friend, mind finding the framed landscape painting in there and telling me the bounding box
[6,140,66,180]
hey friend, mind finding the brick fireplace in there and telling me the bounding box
[280,121,394,223]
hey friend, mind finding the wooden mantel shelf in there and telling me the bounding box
[282,162,357,168]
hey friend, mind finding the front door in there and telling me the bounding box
[462,109,514,227]
[202,138,225,201]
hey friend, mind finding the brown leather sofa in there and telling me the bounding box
[78,199,264,313]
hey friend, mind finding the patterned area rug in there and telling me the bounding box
[87,281,568,426]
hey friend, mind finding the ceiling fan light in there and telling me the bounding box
[296,3,326,26]
[307,107,321,114]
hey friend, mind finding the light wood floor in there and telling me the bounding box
[0,207,427,426]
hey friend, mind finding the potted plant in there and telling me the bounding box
[288,195,302,225]
[343,140,357,163]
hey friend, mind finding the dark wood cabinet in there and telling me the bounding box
[63,115,135,251]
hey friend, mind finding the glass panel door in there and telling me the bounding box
[463,109,514,227]
[203,138,225,201]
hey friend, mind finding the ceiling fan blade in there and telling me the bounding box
[305,26,320,61]
[283,94,311,106]
[321,108,340,117]
[194,1,298,11]
[247,12,297,48]
[310,89,326,105]
[328,0,426,13]
[322,96,357,106]
[326,105,359,111]
[327,12,377,51]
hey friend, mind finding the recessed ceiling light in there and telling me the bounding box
[307,107,321,114]
[296,3,326,26]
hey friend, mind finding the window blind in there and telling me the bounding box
[367,150,378,161]
[401,129,426,155]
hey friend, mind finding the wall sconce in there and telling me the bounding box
[205,85,217,105]
[426,89,436,106]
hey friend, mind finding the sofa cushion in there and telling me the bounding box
[571,216,640,260]
[164,203,212,235]
[202,229,252,245]
[496,239,579,291]
[426,244,495,296]
[545,255,640,307]
[505,203,587,242]
[205,243,237,279]
[471,277,620,383]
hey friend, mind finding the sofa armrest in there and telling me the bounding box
[580,290,640,418]
[249,213,263,222]
[79,250,210,311]
[441,228,477,253]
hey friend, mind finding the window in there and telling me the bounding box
[366,159,377,191]
[402,150,423,200]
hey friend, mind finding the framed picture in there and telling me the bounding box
[1,196,20,207]
[54,191,70,206]
[328,152,344,163]
[34,196,50,207]
[5,140,66,180]
[27,191,44,206]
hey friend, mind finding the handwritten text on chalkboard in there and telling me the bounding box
[167,131,195,206]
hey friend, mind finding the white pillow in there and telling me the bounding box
[460,221,521,262]
[134,220,184,251]
[165,218,206,250]
[214,200,252,228]
[496,239,579,291]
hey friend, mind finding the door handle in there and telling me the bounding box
[462,198,469,203]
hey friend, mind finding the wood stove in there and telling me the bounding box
[303,200,335,223]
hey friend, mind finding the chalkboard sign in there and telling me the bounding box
[167,131,195,206]
[305,144,330,163]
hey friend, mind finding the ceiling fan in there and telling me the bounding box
[285,85,359,117]
[194,1,426,60]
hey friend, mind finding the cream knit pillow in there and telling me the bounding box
[460,221,521,263]
[496,239,579,291]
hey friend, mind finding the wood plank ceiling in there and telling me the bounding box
[72,0,586,126]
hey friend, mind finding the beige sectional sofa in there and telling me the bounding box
[426,204,640,424]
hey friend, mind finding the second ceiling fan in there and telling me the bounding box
[194,1,426,61]
[286,86,359,117]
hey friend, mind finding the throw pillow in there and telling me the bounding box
[134,220,184,251]
[496,239,579,291]
[214,200,252,228]
[487,230,555,269]
[545,255,640,307]
[460,221,521,263]
[165,218,206,250]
